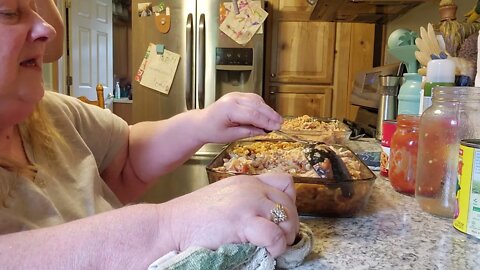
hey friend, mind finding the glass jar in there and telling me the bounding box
[389,115,420,195]
[415,87,480,218]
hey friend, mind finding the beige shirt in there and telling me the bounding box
[0,91,129,234]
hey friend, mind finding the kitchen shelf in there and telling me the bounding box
[310,0,427,24]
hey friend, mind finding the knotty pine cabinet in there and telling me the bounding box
[113,100,133,125]
[272,85,332,117]
[264,0,375,120]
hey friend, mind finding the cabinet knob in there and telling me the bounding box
[271,73,276,78]
[269,87,278,95]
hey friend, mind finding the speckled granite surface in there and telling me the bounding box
[293,177,480,270]
[290,139,479,269]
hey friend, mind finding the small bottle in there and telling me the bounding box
[398,73,422,115]
[389,114,420,195]
[115,81,121,99]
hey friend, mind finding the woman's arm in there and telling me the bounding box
[1,174,299,268]
[0,204,173,269]
[102,92,282,203]
[35,0,64,62]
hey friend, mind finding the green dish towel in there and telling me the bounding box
[148,222,314,270]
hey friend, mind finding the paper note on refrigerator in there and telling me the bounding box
[219,0,268,45]
[138,43,180,95]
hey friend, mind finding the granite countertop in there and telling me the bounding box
[113,97,132,104]
[295,175,480,270]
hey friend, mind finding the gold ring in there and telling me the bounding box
[270,203,288,224]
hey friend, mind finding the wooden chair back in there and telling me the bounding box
[77,84,105,108]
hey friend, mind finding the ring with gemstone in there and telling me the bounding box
[270,203,288,224]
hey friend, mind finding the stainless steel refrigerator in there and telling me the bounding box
[131,0,265,203]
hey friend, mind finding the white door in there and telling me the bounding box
[68,0,113,101]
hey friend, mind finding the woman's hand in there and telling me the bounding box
[194,92,282,144]
[109,92,282,203]
[159,173,299,258]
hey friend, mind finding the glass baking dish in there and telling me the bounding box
[246,116,352,144]
[205,140,376,217]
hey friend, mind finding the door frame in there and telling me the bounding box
[54,0,67,95]
[54,0,113,97]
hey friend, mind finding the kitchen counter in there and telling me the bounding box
[287,138,480,269]
[113,97,132,104]
[295,176,480,269]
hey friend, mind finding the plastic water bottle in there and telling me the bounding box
[398,73,422,115]
[115,81,121,99]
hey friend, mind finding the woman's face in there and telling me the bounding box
[0,0,56,127]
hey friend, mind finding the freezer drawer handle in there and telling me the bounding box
[198,14,206,109]
[186,13,194,110]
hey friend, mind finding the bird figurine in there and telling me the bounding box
[415,23,475,83]
[415,23,445,73]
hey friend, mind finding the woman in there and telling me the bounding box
[0,0,299,268]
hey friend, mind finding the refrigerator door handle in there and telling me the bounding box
[198,13,206,109]
[186,13,194,110]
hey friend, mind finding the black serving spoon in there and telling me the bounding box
[265,130,354,198]
[303,144,354,198]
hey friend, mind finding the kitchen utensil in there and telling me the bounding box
[268,129,310,144]
[266,130,354,197]
[303,143,354,198]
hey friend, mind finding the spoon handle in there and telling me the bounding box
[264,129,310,144]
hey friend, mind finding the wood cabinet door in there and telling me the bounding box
[269,21,335,84]
[113,102,133,124]
[270,85,332,117]
[274,0,316,20]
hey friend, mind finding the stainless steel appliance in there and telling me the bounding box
[131,0,265,203]
[349,63,404,139]
[376,75,401,140]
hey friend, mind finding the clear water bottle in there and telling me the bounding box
[114,81,121,99]
[415,86,480,218]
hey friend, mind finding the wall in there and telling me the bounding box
[42,64,55,91]
[385,0,472,64]
[113,19,132,84]
[42,0,64,93]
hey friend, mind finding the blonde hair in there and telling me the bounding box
[0,99,64,201]
[23,98,64,163]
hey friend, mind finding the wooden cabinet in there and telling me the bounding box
[113,100,133,125]
[272,85,332,117]
[333,23,376,121]
[270,21,335,84]
[274,0,316,20]
[264,0,375,120]
[113,18,132,82]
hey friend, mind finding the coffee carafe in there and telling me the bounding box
[376,75,401,140]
